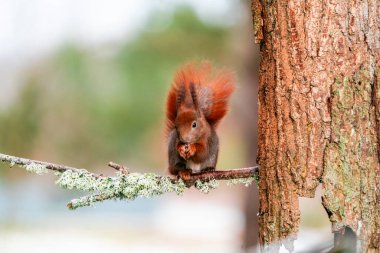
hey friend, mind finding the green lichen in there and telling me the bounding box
[15,160,257,209]
[194,179,219,193]
[324,68,379,233]
[56,170,189,209]
[227,177,257,187]
[56,169,258,209]
[0,154,259,209]
[69,195,108,209]
[23,163,48,175]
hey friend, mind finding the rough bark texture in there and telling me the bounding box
[253,0,380,251]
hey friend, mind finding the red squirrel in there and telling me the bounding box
[166,61,235,176]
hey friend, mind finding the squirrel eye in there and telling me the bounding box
[192,121,197,128]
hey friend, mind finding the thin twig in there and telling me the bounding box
[0,153,84,173]
[108,162,129,175]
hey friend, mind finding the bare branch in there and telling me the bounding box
[185,167,258,182]
[108,162,129,175]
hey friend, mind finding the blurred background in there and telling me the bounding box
[0,0,331,252]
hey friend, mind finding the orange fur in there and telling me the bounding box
[165,61,235,135]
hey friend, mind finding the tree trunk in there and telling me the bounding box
[252,0,380,252]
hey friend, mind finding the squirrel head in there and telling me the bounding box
[175,107,210,144]
[166,62,235,142]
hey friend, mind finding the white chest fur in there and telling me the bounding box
[186,160,201,173]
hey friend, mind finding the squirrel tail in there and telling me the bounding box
[206,65,235,126]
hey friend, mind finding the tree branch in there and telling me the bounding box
[0,152,259,209]
[0,153,82,173]
[108,162,129,175]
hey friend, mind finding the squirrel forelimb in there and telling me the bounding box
[177,143,196,160]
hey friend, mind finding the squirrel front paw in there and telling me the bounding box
[177,143,196,160]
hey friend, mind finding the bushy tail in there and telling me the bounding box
[166,61,235,132]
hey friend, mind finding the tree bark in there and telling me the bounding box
[252,0,380,252]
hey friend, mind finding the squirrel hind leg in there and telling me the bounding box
[199,147,218,172]
[168,162,187,175]
[178,168,192,182]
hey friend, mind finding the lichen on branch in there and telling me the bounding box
[57,170,187,209]
[0,152,258,209]
[24,162,49,175]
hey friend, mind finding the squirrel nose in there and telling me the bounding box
[179,136,188,144]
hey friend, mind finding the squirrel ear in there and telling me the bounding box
[189,82,201,117]
[189,82,198,109]
[176,85,186,111]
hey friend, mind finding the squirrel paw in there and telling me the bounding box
[178,169,192,182]
[177,143,196,160]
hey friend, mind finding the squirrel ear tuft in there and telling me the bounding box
[189,82,200,116]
